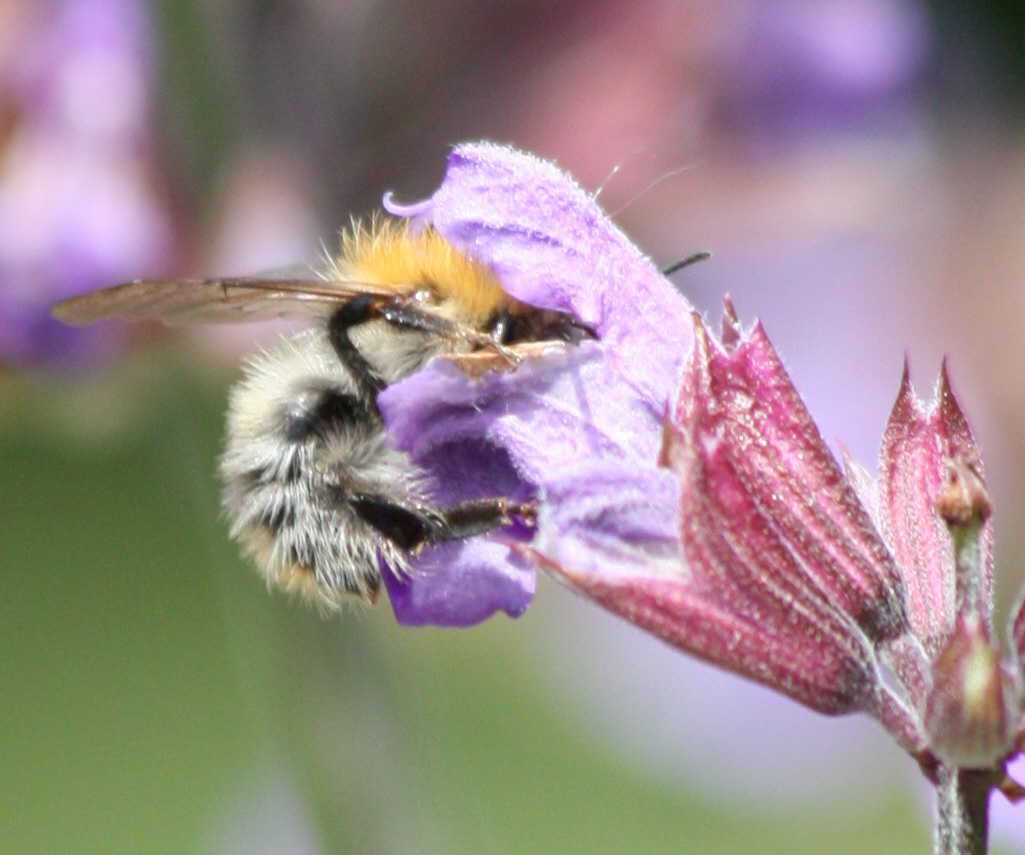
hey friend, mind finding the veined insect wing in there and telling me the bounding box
[51,261,400,328]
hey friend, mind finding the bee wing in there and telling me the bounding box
[52,277,399,327]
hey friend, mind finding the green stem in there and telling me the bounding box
[951,519,985,623]
[934,766,993,855]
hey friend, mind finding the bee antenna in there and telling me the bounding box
[662,251,711,277]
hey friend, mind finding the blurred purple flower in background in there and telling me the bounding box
[0,0,172,366]
[720,0,930,139]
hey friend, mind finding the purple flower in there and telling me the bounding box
[379,142,692,626]
[0,0,172,366]
[382,144,1025,801]
[531,296,1024,774]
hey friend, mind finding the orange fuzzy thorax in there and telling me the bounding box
[333,219,516,321]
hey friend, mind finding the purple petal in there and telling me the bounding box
[531,460,683,579]
[381,191,433,226]
[378,344,663,626]
[384,541,535,627]
[381,345,661,488]
[383,432,534,627]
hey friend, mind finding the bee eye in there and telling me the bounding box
[543,313,596,344]
[283,389,364,442]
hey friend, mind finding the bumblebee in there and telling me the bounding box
[54,220,591,610]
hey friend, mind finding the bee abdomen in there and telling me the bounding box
[260,501,297,533]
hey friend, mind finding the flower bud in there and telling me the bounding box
[924,617,1014,769]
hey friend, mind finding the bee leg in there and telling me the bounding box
[375,301,521,365]
[328,297,517,400]
[326,296,388,399]
[348,493,438,551]
[430,498,535,542]
[349,493,534,552]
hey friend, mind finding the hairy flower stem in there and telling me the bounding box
[952,518,986,622]
[934,767,992,855]
[937,460,992,622]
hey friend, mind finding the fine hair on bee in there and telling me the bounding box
[52,217,594,611]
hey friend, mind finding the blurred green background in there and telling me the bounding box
[1,365,931,854]
[3,1,1025,853]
